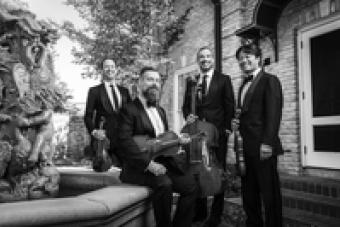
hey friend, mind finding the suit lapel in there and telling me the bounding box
[99,84,114,114]
[242,70,264,113]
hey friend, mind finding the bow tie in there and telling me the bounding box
[243,74,253,84]
[146,101,157,108]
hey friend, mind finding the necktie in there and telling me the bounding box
[201,75,208,96]
[110,84,119,110]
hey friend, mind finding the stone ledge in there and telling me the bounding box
[0,167,154,227]
[58,166,122,196]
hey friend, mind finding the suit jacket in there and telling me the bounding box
[182,70,235,131]
[84,83,131,148]
[118,98,187,184]
[238,70,284,157]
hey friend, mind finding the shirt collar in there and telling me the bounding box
[104,80,116,87]
[248,68,261,79]
[200,68,214,78]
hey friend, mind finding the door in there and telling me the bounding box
[298,13,340,169]
[172,65,199,134]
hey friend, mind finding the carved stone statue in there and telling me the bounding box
[0,7,61,202]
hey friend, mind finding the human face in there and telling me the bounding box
[139,70,161,104]
[102,59,117,81]
[237,51,260,75]
[197,48,214,72]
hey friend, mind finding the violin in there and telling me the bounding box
[181,76,226,197]
[92,117,112,172]
[233,108,246,176]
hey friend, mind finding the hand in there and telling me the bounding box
[231,118,240,131]
[179,133,191,145]
[147,161,167,176]
[260,144,273,160]
[186,114,198,125]
[92,129,107,140]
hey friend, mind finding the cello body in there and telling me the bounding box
[181,77,226,197]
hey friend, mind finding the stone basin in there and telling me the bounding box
[0,167,154,227]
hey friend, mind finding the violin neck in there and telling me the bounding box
[154,139,180,153]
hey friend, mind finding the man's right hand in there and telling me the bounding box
[186,114,198,125]
[147,160,167,176]
[92,129,107,140]
[231,118,240,131]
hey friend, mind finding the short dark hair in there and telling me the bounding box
[98,58,115,69]
[196,46,213,59]
[139,66,158,77]
[235,43,262,60]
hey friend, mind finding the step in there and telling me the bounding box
[282,188,340,219]
[283,207,340,227]
[280,173,340,199]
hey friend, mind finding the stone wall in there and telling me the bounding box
[161,0,215,131]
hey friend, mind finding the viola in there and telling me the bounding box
[92,117,112,172]
[133,131,204,160]
[233,108,246,176]
[181,76,226,197]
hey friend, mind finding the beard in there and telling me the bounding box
[199,61,213,72]
[142,85,160,107]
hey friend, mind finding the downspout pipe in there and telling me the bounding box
[211,0,222,72]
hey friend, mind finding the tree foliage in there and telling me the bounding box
[62,0,192,78]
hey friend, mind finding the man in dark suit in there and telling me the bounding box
[235,43,283,227]
[182,46,235,227]
[84,58,131,169]
[118,67,198,227]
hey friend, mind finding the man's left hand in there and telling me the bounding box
[260,144,272,160]
[179,133,191,145]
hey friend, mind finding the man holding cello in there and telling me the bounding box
[182,46,235,227]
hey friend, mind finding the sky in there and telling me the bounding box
[23,0,99,104]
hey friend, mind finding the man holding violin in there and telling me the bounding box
[182,46,235,227]
[118,66,198,227]
[84,58,131,170]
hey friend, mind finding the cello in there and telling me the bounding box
[181,76,226,197]
[92,117,113,172]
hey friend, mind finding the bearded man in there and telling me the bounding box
[118,66,198,227]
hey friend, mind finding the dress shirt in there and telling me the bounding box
[240,68,261,106]
[139,96,165,137]
[104,81,121,110]
[198,68,214,94]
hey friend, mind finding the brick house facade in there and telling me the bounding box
[161,0,340,179]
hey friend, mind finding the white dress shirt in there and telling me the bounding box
[139,96,165,137]
[240,68,261,106]
[104,81,121,110]
[198,68,214,94]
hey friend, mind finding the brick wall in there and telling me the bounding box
[161,0,215,131]
[163,0,340,177]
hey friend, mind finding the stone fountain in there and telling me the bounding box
[0,6,154,226]
[0,7,61,202]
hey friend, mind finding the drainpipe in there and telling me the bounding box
[211,0,222,72]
